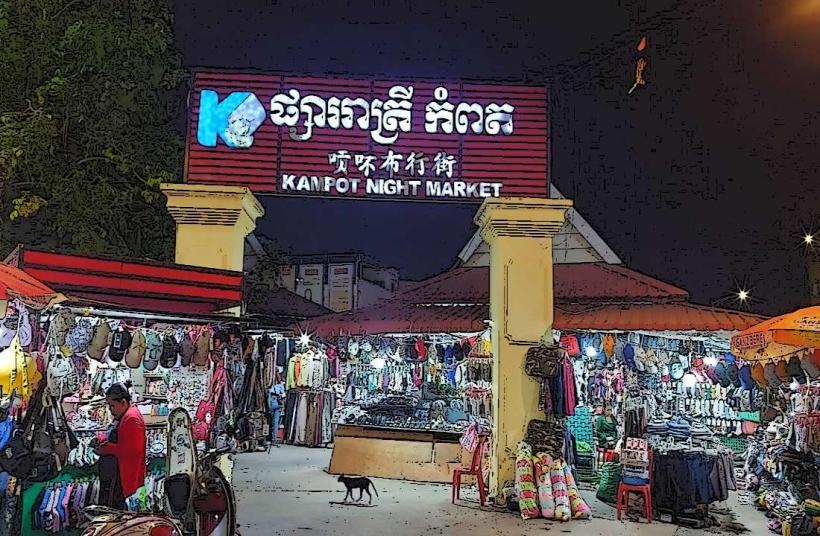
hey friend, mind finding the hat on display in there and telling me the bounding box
[670,361,685,380]
[623,344,636,370]
[108,328,132,363]
[714,361,732,388]
[692,356,704,369]
[414,338,427,362]
[786,355,803,380]
[454,342,465,362]
[644,349,659,374]
[751,362,767,387]
[800,351,820,379]
[704,365,719,385]
[738,364,755,390]
[726,362,741,388]
[774,360,790,383]
[443,344,454,365]
[613,338,626,360]
[461,338,473,358]
[764,362,782,387]
[559,335,580,357]
[633,346,646,372]
[603,334,616,358]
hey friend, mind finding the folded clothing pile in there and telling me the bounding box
[666,417,691,439]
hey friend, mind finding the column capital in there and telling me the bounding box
[475,197,572,242]
[161,184,265,231]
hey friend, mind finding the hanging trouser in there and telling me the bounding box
[97,455,125,509]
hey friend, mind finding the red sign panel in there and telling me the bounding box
[185,71,548,202]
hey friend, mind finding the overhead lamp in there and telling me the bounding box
[370,356,386,369]
[585,346,598,358]
[703,356,718,367]
[681,372,697,389]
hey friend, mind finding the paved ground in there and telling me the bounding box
[233,445,770,535]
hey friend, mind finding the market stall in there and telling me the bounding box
[731,307,820,536]
[292,330,494,482]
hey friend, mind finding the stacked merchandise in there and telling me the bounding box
[328,331,493,434]
[559,329,764,462]
[741,374,820,535]
[515,441,591,522]
[620,438,649,485]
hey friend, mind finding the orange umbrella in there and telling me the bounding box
[0,262,65,313]
[731,306,820,361]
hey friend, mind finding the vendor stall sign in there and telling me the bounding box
[185,71,549,202]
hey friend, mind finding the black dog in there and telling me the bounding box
[338,475,379,504]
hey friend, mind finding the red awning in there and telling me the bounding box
[5,247,243,316]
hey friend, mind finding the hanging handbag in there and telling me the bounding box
[192,327,211,367]
[179,329,196,367]
[193,366,227,441]
[525,344,562,378]
[46,349,79,399]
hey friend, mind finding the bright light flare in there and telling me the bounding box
[298,332,312,347]
[804,234,814,245]
[737,289,750,302]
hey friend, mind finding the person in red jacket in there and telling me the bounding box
[95,381,146,507]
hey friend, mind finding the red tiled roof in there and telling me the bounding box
[301,264,762,336]
[395,264,688,305]
[555,302,767,332]
[304,301,766,336]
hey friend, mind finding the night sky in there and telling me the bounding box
[174,0,819,316]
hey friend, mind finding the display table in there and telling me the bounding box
[328,424,463,483]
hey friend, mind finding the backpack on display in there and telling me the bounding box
[49,309,76,347]
[0,388,77,482]
[108,329,133,363]
[160,330,179,368]
[143,330,161,371]
[87,321,112,362]
[179,330,196,367]
[125,329,147,369]
[66,318,93,354]
[46,349,80,398]
[192,328,211,367]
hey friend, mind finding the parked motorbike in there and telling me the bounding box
[82,408,237,536]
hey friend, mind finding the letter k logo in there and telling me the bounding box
[196,90,266,148]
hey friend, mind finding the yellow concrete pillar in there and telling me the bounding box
[161,184,264,272]
[475,197,571,499]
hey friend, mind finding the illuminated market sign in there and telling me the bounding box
[185,72,549,202]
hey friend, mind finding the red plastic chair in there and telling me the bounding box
[452,436,488,506]
[616,449,653,523]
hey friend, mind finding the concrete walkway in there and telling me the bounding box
[233,445,769,535]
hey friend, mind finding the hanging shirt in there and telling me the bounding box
[286,355,298,390]
[297,352,312,387]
